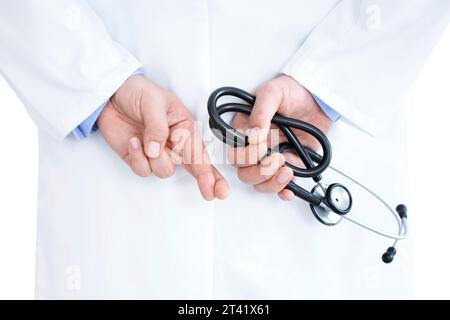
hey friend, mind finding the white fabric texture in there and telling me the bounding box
[0,0,449,299]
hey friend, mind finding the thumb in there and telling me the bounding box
[140,94,169,159]
[247,85,282,145]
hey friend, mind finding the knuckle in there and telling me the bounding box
[253,184,266,193]
[137,170,151,178]
[131,165,151,178]
[249,112,266,126]
[253,184,262,192]
[232,113,248,128]
[261,81,277,94]
[146,128,169,142]
[274,184,285,193]
[153,166,175,179]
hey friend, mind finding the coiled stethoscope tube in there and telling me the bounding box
[208,87,408,264]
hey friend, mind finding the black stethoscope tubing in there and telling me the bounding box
[208,86,332,207]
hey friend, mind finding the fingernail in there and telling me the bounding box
[147,141,161,158]
[130,137,140,150]
[260,154,273,166]
[276,170,290,184]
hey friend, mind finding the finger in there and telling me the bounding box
[254,166,294,193]
[141,94,169,159]
[231,113,250,133]
[179,121,230,201]
[247,84,282,144]
[283,150,306,169]
[149,147,176,178]
[293,131,322,152]
[194,170,216,201]
[237,153,285,185]
[192,158,230,201]
[191,163,230,201]
[227,143,268,167]
[278,189,295,201]
[128,137,152,177]
[212,166,230,200]
[233,114,283,149]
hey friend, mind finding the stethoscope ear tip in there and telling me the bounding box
[382,247,397,264]
[396,204,408,219]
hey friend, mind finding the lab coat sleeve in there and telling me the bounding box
[0,1,142,140]
[282,0,450,136]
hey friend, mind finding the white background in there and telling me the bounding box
[0,26,449,300]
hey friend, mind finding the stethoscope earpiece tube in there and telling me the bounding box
[208,87,408,264]
[381,205,408,264]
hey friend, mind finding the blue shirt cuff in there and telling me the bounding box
[72,102,107,139]
[312,94,341,122]
[72,68,145,139]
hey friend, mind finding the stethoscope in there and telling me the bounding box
[208,87,408,264]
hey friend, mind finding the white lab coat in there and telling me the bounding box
[0,0,449,299]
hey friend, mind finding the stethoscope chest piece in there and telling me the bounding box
[310,183,352,226]
[310,185,344,226]
[325,183,353,215]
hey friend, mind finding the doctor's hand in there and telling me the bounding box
[229,75,332,201]
[97,75,229,201]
